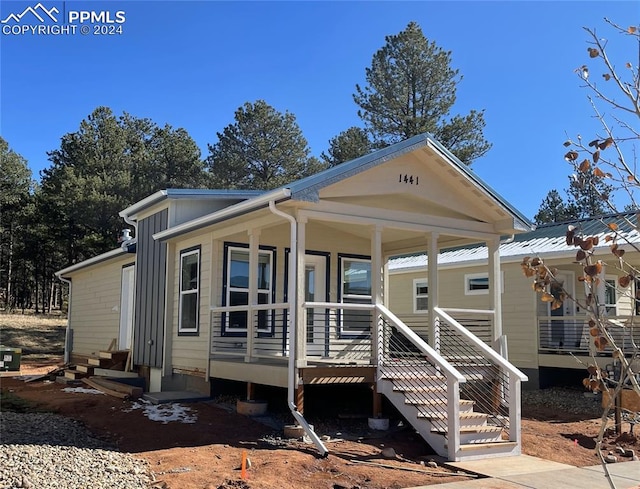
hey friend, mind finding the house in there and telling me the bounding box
[56,133,533,461]
[388,212,640,389]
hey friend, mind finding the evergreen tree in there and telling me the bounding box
[565,167,614,219]
[206,100,324,189]
[0,137,33,309]
[534,189,575,225]
[321,127,372,166]
[353,21,491,165]
[40,106,206,263]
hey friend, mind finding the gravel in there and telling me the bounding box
[0,412,153,489]
[522,387,603,418]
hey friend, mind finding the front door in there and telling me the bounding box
[304,254,327,357]
[119,265,135,350]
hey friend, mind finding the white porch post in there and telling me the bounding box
[488,237,503,353]
[295,216,308,368]
[371,225,383,364]
[245,229,260,362]
[428,233,439,352]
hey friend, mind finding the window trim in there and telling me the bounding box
[178,246,200,336]
[338,253,372,338]
[221,242,277,337]
[464,272,504,296]
[604,275,618,316]
[413,278,428,314]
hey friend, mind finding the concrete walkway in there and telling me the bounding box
[407,455,640,489]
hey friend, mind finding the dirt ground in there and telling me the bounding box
[1,313,639,489]
[3,361,638,489]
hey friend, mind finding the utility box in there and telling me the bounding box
[0,346,22,371]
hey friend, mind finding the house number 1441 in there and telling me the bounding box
[399,174,419,185]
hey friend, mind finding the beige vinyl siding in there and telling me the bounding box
[389,263,540,370]
[500,265,538,368]
[169,218,375,370]
[68,255,134,357]
[170,234,212,373]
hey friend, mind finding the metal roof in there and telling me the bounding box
[389,212,640,272]
[119,188,264,220]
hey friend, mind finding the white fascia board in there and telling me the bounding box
[55,248,128,278]
[119,190,168,220]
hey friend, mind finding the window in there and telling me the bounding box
[604,277,617,316]
[223,244,274,335]
[413,279,428,313]
[179,248,200,334]
[339,255,371,335]
[464,272,503,295]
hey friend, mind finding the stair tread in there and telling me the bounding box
[418,412,488,420]
[444,441,518,451]
[433,425,502,434]
[406,399,474,406]
[98,350,130,359]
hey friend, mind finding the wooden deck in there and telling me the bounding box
[208,357,376,388]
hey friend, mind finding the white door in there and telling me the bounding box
[304,254,327,357]
[549,271,576,348]
[119,265,135,350]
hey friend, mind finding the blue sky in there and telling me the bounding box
[1,0,637,220]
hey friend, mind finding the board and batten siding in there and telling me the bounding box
[68,255,134,357]
[134,209,168,368]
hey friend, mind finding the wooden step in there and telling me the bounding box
[433,424,503,444]
[418,411,489,426]
[87,357,112,367]
[64,369,88,380]
[456,441,518,451]
[98,350,129,360]
[405,398,475,411]
[75,364,95,375]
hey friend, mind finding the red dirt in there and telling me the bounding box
[2,359,638,489]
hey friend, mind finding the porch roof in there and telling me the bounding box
[153,133,533,243]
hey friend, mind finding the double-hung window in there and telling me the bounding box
[224,244,274,335]
[179,248,200,335]
[339,255,371,336]
[413,279,428,313]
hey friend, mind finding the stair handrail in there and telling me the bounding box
[375,304,466,384]
[434,307,528,382]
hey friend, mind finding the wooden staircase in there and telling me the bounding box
[64,350,130,381]
[378,368,517,460]
[375,304,527,462]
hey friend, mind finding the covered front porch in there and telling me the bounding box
[157,134,532,461]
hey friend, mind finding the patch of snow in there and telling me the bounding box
[123,399,197,424]
[63,387,104,395]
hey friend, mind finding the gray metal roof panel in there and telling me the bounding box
[389,212,640,271]
[120,189,264,219]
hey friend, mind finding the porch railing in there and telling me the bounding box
[210,302,374,364]
[210,303,290,361]
[538,315,640,355]
[434,307,527,443]
[376,304,465,456]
